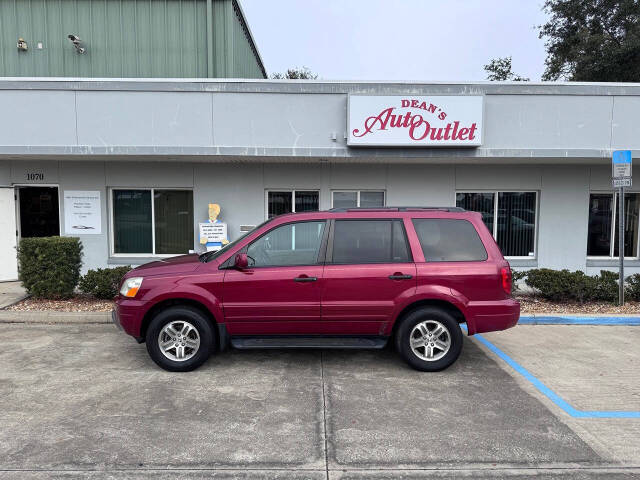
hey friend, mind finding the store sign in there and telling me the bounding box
[63,191,101,234]
[348,95,483,147]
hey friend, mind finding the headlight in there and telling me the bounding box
[120,277,143,298]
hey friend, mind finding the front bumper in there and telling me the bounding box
[466,298,520,335]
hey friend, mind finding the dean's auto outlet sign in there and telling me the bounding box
[348,95,483,147]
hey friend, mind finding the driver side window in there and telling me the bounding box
[246,221,326,267]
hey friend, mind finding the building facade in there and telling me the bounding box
[0,79,637,280]
[0,0,265,79]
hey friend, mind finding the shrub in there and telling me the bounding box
[79,266,132,299]
[625,273,640,301]
[18,236,83,299]
[525,268,620,303]
[511,270,528,292]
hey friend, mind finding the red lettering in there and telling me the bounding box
[411,100,419,108]
[468,123,477,140]
[409,116,429,140]
[458,127,469,140]
[401,99,410,108]
[427,104,437,114]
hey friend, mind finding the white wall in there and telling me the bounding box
[1,159,639,278]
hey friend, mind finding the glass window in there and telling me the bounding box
[360,191,385,208]
[247,221,326,267]
[267,191,319,218]
[113,189,193,255]
[413,219,487,262]
[113,190,152,254]
[456,192,494,233]
[154,190,194,255]
[332,190,385,208]
[456,191,536,257]
[497,192,536,257]
[587,194,613,256]
[588,193,640,257]
[332,220,410,264]
[333,191,358,209]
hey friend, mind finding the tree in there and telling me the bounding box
[484,57,530,81]
[270,66,318,80]
[539,0,640,81]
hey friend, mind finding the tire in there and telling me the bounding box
[395,307,463,372]
[145,306,215,372]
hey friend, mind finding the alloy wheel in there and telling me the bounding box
[409,320,452,361]
[158,320,200,362]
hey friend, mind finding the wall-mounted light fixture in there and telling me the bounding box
[17,38,28,51]
[68,35,86,54]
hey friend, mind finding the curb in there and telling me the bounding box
[0,310,111,324]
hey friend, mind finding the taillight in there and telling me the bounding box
[500,266,512,295]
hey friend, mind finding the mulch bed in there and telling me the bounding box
[7,295,114,312]
[5,294,640,315]
[516,295,640,315]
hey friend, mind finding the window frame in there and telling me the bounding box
[265,189,321,219]
[587,191,640,260]
[330,190,386,208]
[455,190,539,260]
[326,218,413,265]
[241,219,330,268]
[109,187,194,258]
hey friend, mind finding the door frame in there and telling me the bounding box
[14,184,62,240]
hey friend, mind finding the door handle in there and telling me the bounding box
[294,276,317,282]
[388,274,413,280]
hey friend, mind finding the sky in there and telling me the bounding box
[241,0,550,82]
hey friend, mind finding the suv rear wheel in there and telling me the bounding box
[396,307,463,371]
[145,306,215,372]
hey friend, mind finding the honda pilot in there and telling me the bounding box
[113,207,520,372]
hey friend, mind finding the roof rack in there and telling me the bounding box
[328,206,466,213]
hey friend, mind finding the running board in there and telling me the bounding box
[231,336,388,350]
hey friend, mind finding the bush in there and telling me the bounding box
[625,273,640,301]
[79,266,132,299]
[18,236,83,299]
[511,270,528,292]
[524,268,620,303]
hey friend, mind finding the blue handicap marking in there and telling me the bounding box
[613,150,632,164]
[461,323,640,418]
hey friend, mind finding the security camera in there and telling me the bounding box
[67,34,86,54]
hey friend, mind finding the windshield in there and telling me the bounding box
[199,218,274,263]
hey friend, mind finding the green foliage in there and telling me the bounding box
[79,266,132,299]
[625,273,640,301]
[539,0,640,81]
[524,268,620,303]
[18,237,83,299]
[484,56,529,81]
[270,66,318,79]
[511,270,528,292]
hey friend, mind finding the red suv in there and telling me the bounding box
[113,207,519,372]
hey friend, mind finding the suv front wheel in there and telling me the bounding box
[396,307,463,371]
[145,306,215,372]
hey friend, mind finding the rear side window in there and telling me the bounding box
[332,220,411,264]
[412,219,487,262]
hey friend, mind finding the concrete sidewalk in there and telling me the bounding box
[0,281,26,309]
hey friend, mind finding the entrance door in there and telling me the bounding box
[0,188,18,281]
[18,187,60,238]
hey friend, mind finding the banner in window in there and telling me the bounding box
[64,190,101,234]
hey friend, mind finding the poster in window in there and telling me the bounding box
[64,191,101,234]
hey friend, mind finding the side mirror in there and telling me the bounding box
[233,253,249,270]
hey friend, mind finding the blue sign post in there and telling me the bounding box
[612,150,633,305]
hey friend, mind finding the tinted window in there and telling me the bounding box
[332,220,410,264]
[413,219,487,262]
[247,221,325,267]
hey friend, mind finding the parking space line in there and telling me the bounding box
[463,325,640,419]
[519,316,640,326]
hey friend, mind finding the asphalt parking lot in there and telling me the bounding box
[1,323,639,479]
